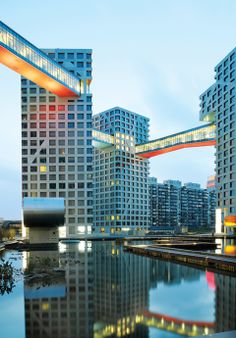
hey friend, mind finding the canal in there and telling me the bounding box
[0,241,235,338]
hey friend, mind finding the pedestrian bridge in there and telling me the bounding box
[140,310,214,336]
[94,311,214,337]
[135,123,216,158]
[92,123,216,158]
[0,21,80,97]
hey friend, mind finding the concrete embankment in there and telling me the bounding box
[125,244,236,275]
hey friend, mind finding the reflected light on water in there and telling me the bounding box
[224,245,236,256]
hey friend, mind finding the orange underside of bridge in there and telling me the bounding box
[143,311,214,328]
[138,140,216,158]
[0,45,78,97]
[224,215,236,227]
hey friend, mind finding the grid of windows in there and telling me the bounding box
[200,48,236,222]
[93,107,149,234]
[149,180,216,229]
[21,49,93,236]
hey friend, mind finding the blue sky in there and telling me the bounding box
[0,0,236,218]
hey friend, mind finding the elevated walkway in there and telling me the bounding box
[0,21,80,97]
[92,129,114,149]
[135,123,216,158]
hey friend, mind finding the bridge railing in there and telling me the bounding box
[135,123,216,154]
[92,129,114,148]
[0,21,80,96]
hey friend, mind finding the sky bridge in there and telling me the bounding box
[94,312,214,337]
[136,123,216,158]
[0,21,81,97]
[92,123,216,158]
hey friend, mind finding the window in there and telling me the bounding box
[40,165,47,173]
[58,53,65,59]
[49,114,56,120]
[58,122,65,128]
[68,53,74,59]
[58,105,65,111]
[77,122,83,129]
[40,122,46,128]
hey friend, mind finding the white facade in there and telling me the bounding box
[93,107,149,234]
[21,49,93,237]
[200,48,236,231]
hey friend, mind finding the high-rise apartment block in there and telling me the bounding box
[148,178,216,229]
[156,180,181,228]
[148,177,158,226]
[93,107,149,234]
[180,183,209,228]
[21,49,93,237]
[200,48,236,231]
[207,176,217,228]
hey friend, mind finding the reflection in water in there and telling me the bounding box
[22,241,236,338]
[215,274,236,332]
[94,242,149,337]
[24,245,94,338]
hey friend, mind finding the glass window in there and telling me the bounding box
[58,105,65,111]
[68,122,75,128]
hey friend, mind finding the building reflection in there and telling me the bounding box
[150,259,201,289]
[93,242,150,337]
[23,241,236,338]
[215,273,236,332]
[24,243,94,338]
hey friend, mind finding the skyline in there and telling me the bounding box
[1,0,236,218]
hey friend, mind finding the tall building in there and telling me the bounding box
[156,180,181,227]
[149,179,216,228]
[207,176,217,229]
[148,177,158,226]
[180,183,209,228]
[200,48,236,231]
[93,107,149,234]
[21,49,93,237]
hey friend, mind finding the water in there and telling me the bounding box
[0,241,235,338]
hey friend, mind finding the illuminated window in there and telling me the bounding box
[40,165,47,173]
[58,105,65,111]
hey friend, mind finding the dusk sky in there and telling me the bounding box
[1,0,236,218]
